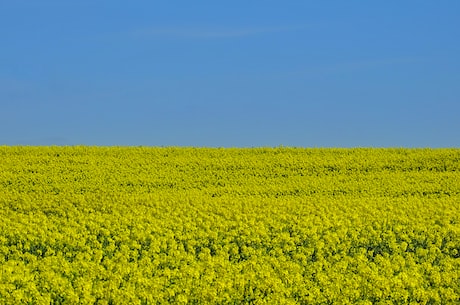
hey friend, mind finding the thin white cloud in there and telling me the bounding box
[268,56,428,80]
[130,25,308,39]
[327,57,426,71]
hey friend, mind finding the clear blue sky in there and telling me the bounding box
[1,1,459,147]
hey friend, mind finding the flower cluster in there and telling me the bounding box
[0,146,459,304]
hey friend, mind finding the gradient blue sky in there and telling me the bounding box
[1,1,459,147]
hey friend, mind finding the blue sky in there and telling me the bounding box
[1,1,459,147]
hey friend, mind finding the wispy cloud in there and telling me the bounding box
[270,56,428,80]
[247,56,429,83]
[130,25,308,39]
[326,57,426,71]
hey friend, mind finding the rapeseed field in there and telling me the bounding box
[1,146,459,304]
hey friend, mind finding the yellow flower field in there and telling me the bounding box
[1,147,459,304]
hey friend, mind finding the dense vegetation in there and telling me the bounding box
[1,147,459,304]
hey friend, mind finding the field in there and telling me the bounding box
[1,146,459,304]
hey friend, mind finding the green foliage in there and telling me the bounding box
[0,147,459,304]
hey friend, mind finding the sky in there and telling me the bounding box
[1,1,459,147]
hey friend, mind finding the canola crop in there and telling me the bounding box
[0,146,459,304]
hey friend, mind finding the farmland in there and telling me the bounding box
[1,146,459,304]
